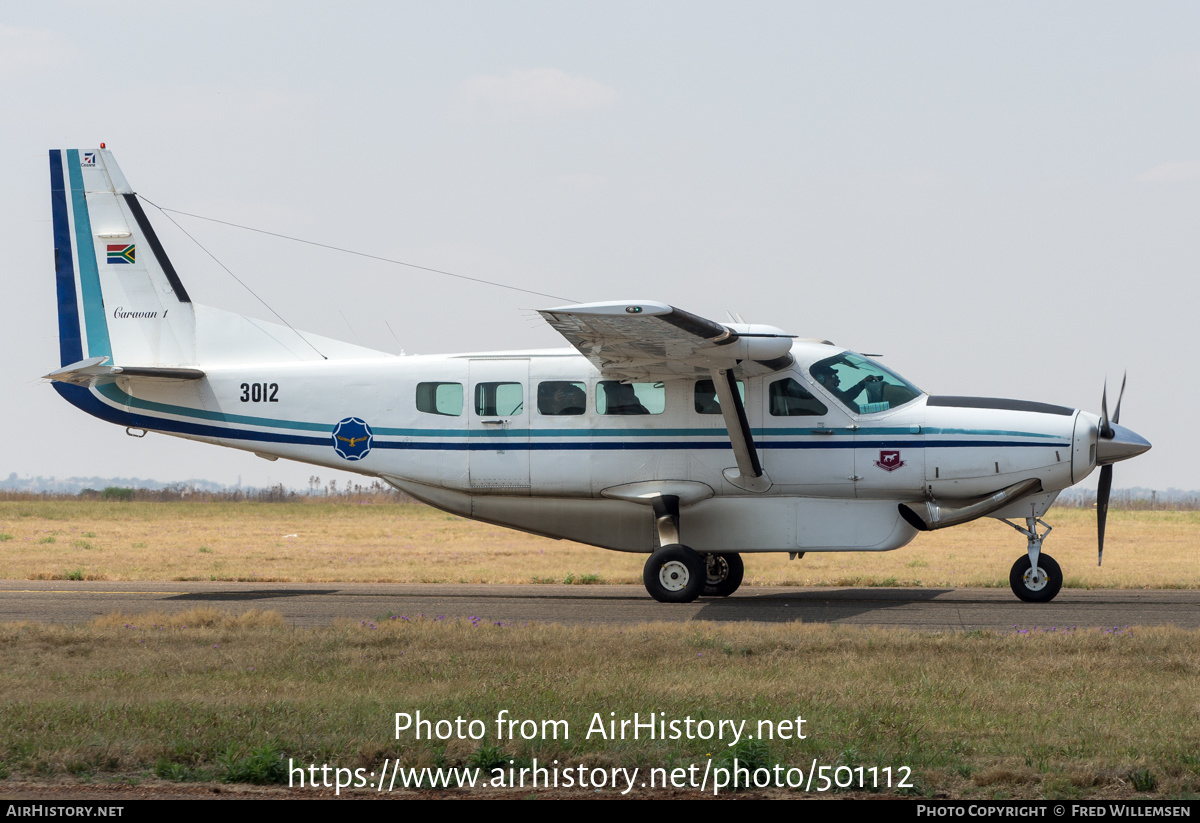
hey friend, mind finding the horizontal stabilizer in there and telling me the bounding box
[44,356,205,387]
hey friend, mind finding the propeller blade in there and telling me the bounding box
[1112,372,1127,426]
[1099,381,1112,439]
[1097,464,1113,566]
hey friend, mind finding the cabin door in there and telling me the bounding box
[468,359,530,491]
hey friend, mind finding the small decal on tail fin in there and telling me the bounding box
[81,152,96,167]
[106,244,136,264]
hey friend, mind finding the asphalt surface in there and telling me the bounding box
[0,580,1196,630]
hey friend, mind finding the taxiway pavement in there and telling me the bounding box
[0,581,1194,630]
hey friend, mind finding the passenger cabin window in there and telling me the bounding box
[809,353,922,414]
[537,381,586,415]
[768,378,828,417]
[415,382,463,416]
[694,379,745,414]
[474,382,523,416]
[597,381,665,415]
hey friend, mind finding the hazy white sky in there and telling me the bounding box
[2,1,1196,491]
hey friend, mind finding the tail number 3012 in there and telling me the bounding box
[240,382,279,403]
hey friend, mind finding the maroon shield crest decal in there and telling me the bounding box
[874,450,905,472]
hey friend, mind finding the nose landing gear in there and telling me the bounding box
[1001,516,1063,603]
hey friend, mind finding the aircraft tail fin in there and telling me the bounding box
[49,148,197,369]
[50,148,389,372]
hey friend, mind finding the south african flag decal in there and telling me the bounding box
[106,244,135,264]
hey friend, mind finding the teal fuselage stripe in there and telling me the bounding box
[66,150,111,361]
[95,383,328,431]
[93,384,1066,449]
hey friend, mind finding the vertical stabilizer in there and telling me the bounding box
[49,148,196,368]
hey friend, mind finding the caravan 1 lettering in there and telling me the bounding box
[112,307,161,319]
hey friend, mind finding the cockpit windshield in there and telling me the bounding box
[809,353,923,415]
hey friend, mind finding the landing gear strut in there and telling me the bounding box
[1001,516,1063,603]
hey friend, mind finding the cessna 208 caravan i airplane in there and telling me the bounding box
[45,148,1152,603]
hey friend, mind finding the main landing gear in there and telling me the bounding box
[1001,516,1063,603]
[642,546,745,603]
[704,552,744,598]
[642,494,744,603]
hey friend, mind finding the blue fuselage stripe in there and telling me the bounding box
[86,384,1069,446]
[55,385,1072,453]
[49,151,83,367]
[54,383,329,446]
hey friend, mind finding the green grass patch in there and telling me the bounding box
[0,613,1198,797]
[562,573,604,585]
[216,743,287,784]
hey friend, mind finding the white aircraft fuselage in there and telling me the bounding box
[45,148,1150,603]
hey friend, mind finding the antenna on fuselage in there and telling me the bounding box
[384,320,407,356]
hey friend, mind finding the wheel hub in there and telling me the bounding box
[706,554,729,586]
[659,560,691,592]
[1022,567,1048,592]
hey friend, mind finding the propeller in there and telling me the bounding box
[1096,372,1126,566]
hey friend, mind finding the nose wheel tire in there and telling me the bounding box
[643,544,705,603]
[703,552,745,597]
[1009,553,1063,603]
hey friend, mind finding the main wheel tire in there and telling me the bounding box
[703,553,745,597]
[1009,553,1063,603]
[643,544,705,603]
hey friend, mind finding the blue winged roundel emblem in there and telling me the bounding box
[332,417,373,461]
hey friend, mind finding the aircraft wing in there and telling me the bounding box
[538,301,794,381]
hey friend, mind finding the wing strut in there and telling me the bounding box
[712,367,771,492]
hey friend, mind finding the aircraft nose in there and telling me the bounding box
[1095,423,1151,465]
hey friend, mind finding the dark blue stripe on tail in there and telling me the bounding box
[49,150,83,367]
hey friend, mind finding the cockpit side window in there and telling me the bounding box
[808,353,921,414]
[768,378,828,417]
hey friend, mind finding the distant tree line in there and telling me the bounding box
[0,479,416,504]
[1055,488,1199,511]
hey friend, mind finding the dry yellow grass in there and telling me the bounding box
[0,500,1195,588]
